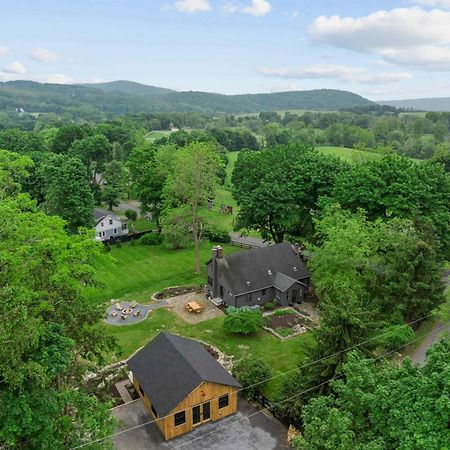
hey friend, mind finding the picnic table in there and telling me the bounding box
[185,301,204,314]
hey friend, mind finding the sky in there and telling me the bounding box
[1,0,450,100]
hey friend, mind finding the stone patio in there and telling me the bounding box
[166,292,224,324]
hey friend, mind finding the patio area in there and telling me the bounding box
[166,292,224,324]
[104,300,167,326]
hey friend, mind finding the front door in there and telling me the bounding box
[192,405,201,425]
[202,402,211,421]
[192,402,211,426]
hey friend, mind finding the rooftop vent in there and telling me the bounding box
[246,281,251,286]
[268,269,272,275]
[293,266,298,272]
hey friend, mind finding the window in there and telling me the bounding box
[122,223,127,230]
[218,394,229,409]
[262,289,266,296]
[151,404,158,418]
[114,228,117,234]
[101,222,104,227]
[174,411,186,427]
[109,219,113,225]
[219,285,224,298]
[98,232,102,237]
[102,231,106,237]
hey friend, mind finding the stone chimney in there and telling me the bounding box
[212,245,224,259]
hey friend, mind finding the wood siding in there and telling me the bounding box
[134,376,238,440]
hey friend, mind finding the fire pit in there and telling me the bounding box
[122,308,133,315]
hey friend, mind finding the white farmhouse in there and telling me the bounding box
[94,211,129,241]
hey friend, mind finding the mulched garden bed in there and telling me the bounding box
[264,308,313,339]
[154,285,201,299]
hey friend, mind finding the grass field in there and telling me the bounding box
[317,145,382,162]
[86,241,241,305]
[106,307,312,397]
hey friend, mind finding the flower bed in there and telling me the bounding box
[153,285,201,300]
[264,308,313,340]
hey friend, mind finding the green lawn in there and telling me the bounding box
[85,241,241,305]
[106,308,312,398]
[317,146,382,162]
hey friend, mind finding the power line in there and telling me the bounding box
[70,314,445,449]
[169,324,448,449]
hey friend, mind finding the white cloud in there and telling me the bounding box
[222,2,239,14]
[257,64,412,85]
[0,72,74,84]
[309,7,450,70]
[30,48,58,62]
[0,46,8,57]
[174,0,210,13]
[290,11,299,19]
[411,0,450,9]
[241,0,271,16]
[2,61,26,74]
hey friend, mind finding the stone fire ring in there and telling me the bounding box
[122,308,133,315]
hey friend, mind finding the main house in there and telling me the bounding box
[94,210,128,241]
[127,332,241,440]
[206,242,310,308]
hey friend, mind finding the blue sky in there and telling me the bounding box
[1,0,450,99]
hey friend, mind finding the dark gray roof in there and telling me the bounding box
[273,272,300,292]
[215,242,310,295]
[127,332,241,416]
[93,209,122,226]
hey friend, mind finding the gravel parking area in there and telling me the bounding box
[166,293,224,324]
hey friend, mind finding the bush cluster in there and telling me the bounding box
[140,232,163,245]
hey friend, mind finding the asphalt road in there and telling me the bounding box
[409,270,449,365]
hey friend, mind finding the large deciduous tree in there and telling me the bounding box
[102,160,128,210]
[294,339,450,450]
[162,142,221,273]
[39,153,94,231]
[332,154,450,258]
[0,152,115,449]
[232,145,348,243]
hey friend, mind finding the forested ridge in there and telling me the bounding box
[0,80,374,117]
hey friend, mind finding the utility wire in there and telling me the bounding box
[70,314,446,449]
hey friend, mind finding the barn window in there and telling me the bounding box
[218,394,229,409]
[174,411,186,426]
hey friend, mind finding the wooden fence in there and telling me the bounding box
[256,394,302,430]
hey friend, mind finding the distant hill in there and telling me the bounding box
[80,80,176,96]
[0,80,375,117]
[379,97,450,112]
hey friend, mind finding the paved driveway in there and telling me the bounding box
[112,397,290,450]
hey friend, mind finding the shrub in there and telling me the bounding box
[104,242,111,252]
[130,238,135,246]
[204,226,231,243]
[124,209,138,221]
[263,300,277,311]
[273,308,296,317]
[140,233,163,245]
[223,307,263,335]
[232,356,271,399]
[375,324,415,351]
[116,239,122,248]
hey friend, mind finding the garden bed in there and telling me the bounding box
[153,285,202,300]
[264,308,313,340]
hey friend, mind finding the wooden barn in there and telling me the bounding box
[127,332,241,440]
